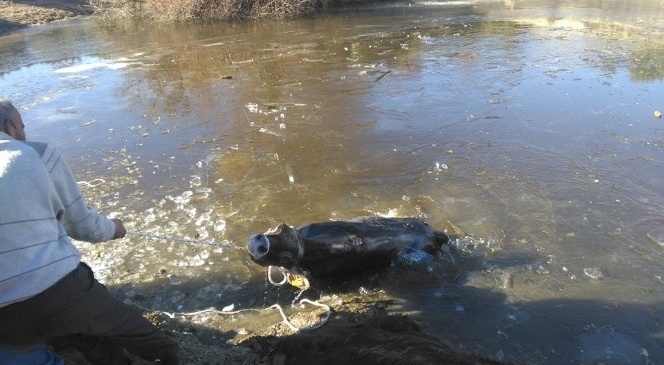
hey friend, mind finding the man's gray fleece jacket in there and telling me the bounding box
[0,132,117,308]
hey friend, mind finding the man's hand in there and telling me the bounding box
[112,218,127,239]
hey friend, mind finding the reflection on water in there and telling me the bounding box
[1,0,663,363]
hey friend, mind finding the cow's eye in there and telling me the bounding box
[279,251,294,262]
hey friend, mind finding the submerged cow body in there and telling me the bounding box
[247,216,449,279]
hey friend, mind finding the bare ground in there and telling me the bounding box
[55,292,395,365]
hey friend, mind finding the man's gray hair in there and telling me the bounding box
[0,99,18,128]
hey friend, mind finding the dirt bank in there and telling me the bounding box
[0,0,92,33]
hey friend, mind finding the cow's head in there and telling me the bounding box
[248,223,304,269]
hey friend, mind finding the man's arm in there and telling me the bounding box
[26,141,121,243]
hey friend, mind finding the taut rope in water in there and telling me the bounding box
[126,231,237,249]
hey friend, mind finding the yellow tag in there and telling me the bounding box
[287,272,310,291]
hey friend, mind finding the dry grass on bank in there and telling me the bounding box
[90,0,341,20]
[0,0,92,32]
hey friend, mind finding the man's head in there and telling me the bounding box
[0,100,25,141]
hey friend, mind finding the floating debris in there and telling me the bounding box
[646,233,664,248]
[434,162,448,171]
[655,110,662,119]
[373,70,392,83]
[231,58,254,65]
[286,164,295,184]
[487,98,509,105]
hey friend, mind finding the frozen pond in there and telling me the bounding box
[1,0,663,363]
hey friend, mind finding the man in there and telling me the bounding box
[0,100,183,365]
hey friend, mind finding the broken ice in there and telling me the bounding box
[583,267,603,280]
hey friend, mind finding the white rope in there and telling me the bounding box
[77,178,106,187]
[269,298,331,332]
[297,299,331,330]
[269,304,299,332]
[267,266,288,286]
[156,299,331,332]
[160,307,252,318]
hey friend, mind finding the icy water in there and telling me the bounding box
[2,0,664,363]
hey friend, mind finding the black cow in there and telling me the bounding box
[247,216,449,279]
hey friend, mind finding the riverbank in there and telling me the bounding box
[0,0,93,33]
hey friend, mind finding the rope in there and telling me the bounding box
[296,299,331,330]
[269,303,299,332]
[268,298,331,331]
[126,231,236,249]
[267,266,288,286]
[77,178,106,187]
[157,298,331,332]
[160,306,248,318]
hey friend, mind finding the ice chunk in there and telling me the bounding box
[222,304,235,312]
[168,275,182,285]
[195,227,208,240]
[189,254,206,267]
[583,267,603,280]
[246,103,259,113]
[213,219,226,232]
[196,211,211,226]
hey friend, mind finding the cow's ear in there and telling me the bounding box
[266,224,285,235]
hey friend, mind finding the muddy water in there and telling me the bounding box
[2,0,664,363]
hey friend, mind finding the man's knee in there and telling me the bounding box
[0,345,64,365]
